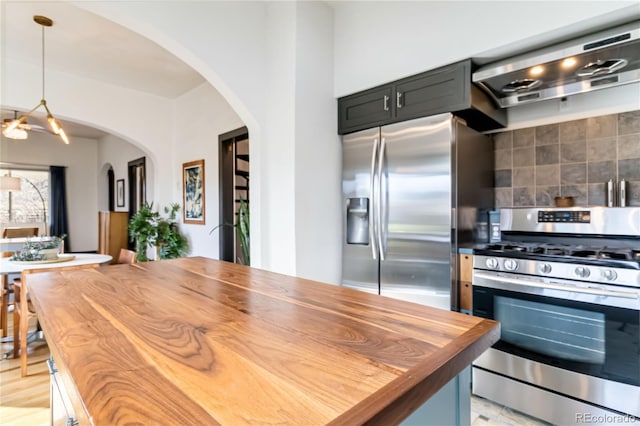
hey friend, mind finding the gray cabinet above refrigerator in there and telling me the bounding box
[337,59,506,135]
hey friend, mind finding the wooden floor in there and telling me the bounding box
[0,313,51,426]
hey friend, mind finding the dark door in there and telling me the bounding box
[127,157,146,249]
[218,127,249,264]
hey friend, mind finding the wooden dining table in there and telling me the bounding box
[26,256,499,425]
[0,253,113,275]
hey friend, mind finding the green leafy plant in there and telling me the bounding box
[129,202,188,262]
[10,234,66,261]
[210,197,250,265]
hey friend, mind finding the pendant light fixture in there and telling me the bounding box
[4,15,69,144]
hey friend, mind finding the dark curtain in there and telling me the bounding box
[108,168,115,211]
[50,165,70,251]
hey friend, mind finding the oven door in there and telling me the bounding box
[472,270,640,388]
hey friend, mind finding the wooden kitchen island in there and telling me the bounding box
[27,257,499,425]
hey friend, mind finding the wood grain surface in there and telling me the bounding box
[26,257,499,425]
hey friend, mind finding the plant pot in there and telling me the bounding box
[146,244,159,261]
[39,248,60,260]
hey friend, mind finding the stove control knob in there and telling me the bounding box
[602,269,617,281]
[504,259,518,271]
[486,258,499,270]
[575,267,590,278]
[539,263,552,274]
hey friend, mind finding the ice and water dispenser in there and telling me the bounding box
[346,198,369,245]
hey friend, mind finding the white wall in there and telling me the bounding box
[294,2,341,284]
[173,82,244,259]
[1,132,98,252]
[262,2,298,274]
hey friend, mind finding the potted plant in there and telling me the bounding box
[11,234,66,261]
[129,202,188,262]
[210,197,249,265]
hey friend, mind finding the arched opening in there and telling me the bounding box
[2,1,261,264]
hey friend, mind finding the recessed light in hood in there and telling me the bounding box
[473,20,640,108]
[562,57,578,69]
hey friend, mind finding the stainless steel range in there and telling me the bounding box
[472,207,640,425]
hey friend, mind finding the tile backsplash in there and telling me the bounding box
[493,110,640,208]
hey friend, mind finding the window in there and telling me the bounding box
[0,169,50,233]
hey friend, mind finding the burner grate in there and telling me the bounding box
[571,249,599,259]
[598,248,640,261]
[545,247,570,255]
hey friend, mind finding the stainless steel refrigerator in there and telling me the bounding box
[341,113,493,310]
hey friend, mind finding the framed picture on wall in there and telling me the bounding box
[116,179,125,207]
[182,159,205,224]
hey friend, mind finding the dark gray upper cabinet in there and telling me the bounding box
[394,61,469,122]
[338,60,506,134]
[338,85,393,134]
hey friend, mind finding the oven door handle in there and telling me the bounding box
[473,272,639,300]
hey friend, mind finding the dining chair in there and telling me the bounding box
[0,277,6,338]
[117,248,137,264]
[2,227,39,238]
[1,238,64,337]
[0,251,15,338]
[14,262,100,377]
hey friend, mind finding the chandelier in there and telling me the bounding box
[3,16,69,144]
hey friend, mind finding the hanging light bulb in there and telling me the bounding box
[57,126,69,144]
[2,111,29,140]
[2,125,28,140]
[4,117,24,134]
[48,115,61,133]
[2,125,28,139]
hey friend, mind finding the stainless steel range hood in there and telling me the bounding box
[473,21,640,108]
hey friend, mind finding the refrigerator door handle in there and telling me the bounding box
[369,138,379,260]
[377,136,387,261]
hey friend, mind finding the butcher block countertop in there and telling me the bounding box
[27,257,499,425]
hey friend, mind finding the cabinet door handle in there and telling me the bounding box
[396,92,403,108]
[383,95,389,111]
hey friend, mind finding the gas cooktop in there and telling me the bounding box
[485,242,640,260]
[476,242,640,269]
